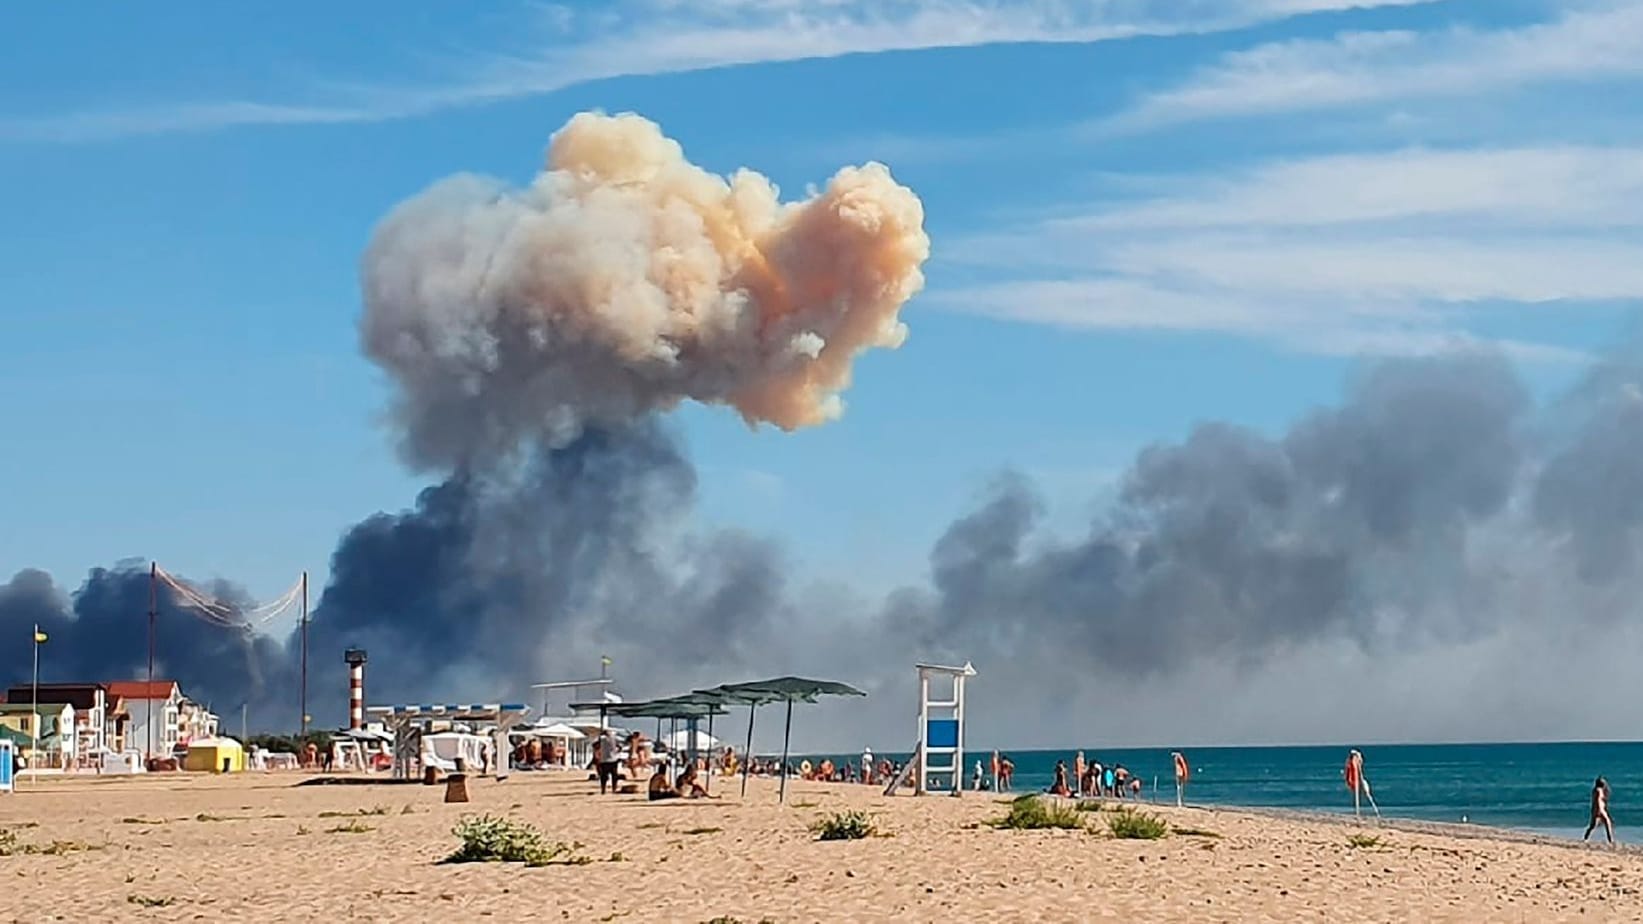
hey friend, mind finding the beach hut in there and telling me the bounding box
[183,737,245,773]
[702,677,867,802]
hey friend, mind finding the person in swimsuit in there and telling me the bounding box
[1050,760,1071,796]
[676,764,713,798]
[1585,775,1614,844]
[648,771,680,801]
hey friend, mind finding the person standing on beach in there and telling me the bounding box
[1585,776,1615,844]
[594,729,619,794]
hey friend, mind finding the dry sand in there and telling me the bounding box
[3,769,1642,922]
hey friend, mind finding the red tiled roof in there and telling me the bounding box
[106,680,180,701]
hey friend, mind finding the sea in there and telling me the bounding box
[796,741,1643,844]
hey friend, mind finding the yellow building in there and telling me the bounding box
[182,737,245,773]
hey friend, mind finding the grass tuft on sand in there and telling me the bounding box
[811,811,874,841]
[992,795,1086,831]
[1106,808,1169,840]
[445,815,575,867]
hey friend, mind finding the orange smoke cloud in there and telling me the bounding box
[361,111,930,470]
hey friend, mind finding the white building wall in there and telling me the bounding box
[128,699,181,755]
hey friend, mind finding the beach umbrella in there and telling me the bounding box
[704,677,867,802]
[607,695,729,787]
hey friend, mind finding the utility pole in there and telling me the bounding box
[147,561,157,760]
[241,702,248,744]
[30,623,41,782]
[299,570,309,738]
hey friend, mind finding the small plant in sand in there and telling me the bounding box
[811,810,874,841]
[445,815,572,867]
[126,895,175,908]
[120,817,166,825]
[1347,833,1382,849]
[327,820,376,834]
[682,826,723,836]
[1075,800,1105,812]
[992,795,1086,831]
[1172,826,1222,839]
[1106,808,1169,840]
[1,830,102,856]
[319,806,389,819]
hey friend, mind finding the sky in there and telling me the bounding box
[4,0,1643,747]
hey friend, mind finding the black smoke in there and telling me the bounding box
[1,422,789,730]
[9,348,1643,744]
[0,564,293,718]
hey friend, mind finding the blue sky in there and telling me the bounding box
[3,0,1639,613]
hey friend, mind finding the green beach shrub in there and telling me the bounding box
[811,810,874,841]
[1106,808,1169,840]
[445,815,570,866]
[992,795,1086,830]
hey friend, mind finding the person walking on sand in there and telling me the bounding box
[1585,776,1615,844]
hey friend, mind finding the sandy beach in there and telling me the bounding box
[3,770,1642,922]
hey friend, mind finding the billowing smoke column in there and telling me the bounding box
[361,110,929,470]
[0,111,929,729]
[304,111,929,709]
[10,112,1643,746]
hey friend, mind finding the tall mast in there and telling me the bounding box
[147,561,157,759]
[299,570,309,737]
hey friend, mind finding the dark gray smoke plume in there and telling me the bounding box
[8,345,1643,744]
[0,565,294,719]
[9,109,1643,746]
[2,110,922,732]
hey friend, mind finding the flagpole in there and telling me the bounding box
[31,624,41,782]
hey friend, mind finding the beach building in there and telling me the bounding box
[0,702,76,767]
[106,680,183,757]
[177,697,220,745]
[2,682,110,765]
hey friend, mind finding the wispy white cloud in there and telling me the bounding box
[1107,1,1643,131]
[0,0,1437,143]
[935,144,1643,360]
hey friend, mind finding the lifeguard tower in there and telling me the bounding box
[914,661,975,796]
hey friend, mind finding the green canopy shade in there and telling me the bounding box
[700,677,867,802]
[606,695,731,792]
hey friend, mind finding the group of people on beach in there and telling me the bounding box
[1048,752,1143,800]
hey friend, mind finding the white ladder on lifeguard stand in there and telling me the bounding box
[915,661,976,796]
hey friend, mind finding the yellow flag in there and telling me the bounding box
[33,628,46,644]
[600,655,612,666]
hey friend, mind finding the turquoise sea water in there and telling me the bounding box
[799,742,1643,844]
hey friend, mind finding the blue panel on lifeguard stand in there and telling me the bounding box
[926,719,959,749]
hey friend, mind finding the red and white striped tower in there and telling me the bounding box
[344,649,368,730]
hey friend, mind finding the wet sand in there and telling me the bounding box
[3,770,1642,922]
